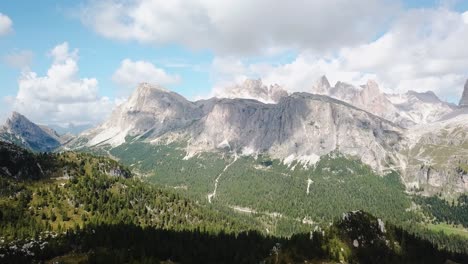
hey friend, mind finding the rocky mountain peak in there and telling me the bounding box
[311,75,331,94]
[1,112,61,152]
[137,82,169,93]
[125,82,189,112]
[407,90,442,104]
[6,111,28,127]
[6,111,36,132]
[459,79,468,107]
[216,78,288,103]
[362,80,380,95]
[320,75,331,88]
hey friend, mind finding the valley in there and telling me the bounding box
[1,142,468,263]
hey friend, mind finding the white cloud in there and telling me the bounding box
[463,11,468,24]
[0,13,12,36]
[3,50,34,69]
[80,0,398,55]
[10,42,116,126]
[112,59,180,94]
[211,8,468,102]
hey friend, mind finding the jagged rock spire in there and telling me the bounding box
[311,75,331,95]
[459,79,468,107]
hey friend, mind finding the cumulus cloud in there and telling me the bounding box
[3,50,34,69]
[112,59,180,94]
[0,13,12,36]
[80,0,397,55]
[10,42,116,126]
[463,11,468,24]
[211,8,468,102]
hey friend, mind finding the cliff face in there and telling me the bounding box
[186,93,403,172]
[71,84,403,173]
[403,112,468,194]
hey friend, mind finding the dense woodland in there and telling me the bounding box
[110,143,415,226]
[415,194,468,227]
[1,141,468,263]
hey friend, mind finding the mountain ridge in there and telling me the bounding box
[69,83,404,173]
[0,112,64,152]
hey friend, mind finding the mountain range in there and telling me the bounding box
[2,77,468,195]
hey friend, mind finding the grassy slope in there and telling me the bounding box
[426,223,468,238]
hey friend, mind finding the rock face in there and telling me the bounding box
[387,90,456,126]
[78,83,203,147]
[459,79,468,107]
[72,83,404,173]
[213,77,455,128]
[403,112,468,194]
[0,112,62,152]
[188,93,403,172]
[215,79,288,103]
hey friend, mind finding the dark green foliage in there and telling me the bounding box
[1,142,468,263]
[108,143,414,231]
[1,211,467,264]
[415,194,468,227]
[216,154,414,226]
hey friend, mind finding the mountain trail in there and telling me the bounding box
[208,154,238,203]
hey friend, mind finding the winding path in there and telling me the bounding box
[208,155,238,203]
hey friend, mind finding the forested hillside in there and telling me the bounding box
[1,142,468,263]
[108,142,414,227]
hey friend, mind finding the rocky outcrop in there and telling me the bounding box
[403,112,468,194]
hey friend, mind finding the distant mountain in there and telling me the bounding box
[308,76,455,127]
[47,123,93,135]
[215,76,456,128]
[404,108,468,194]
[0,112,71,152]
[387,90,456,126]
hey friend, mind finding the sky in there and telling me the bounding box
[0,0,468,129]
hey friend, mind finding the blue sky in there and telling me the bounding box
[1,0,468,128]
